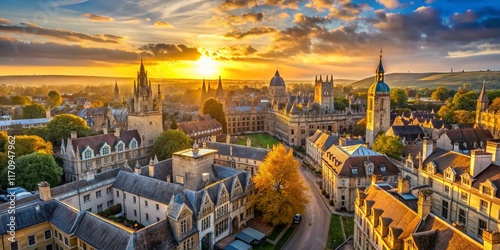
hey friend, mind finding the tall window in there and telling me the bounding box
[478,219,487,238]
[181,219,188,235]
[83,149,92,159]
[460,192,468,202]
[130,139,138,149]
[101,145,110,155]
[28,235,36,246]
[458,209,467,225]
[10,241,19,250]
[117,143,124,152]
[441,200,449,219]
[480,200,488,213]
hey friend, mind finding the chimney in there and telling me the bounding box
[422,137,432,160]
[452,221,466,233]
[356,189,366,206]
[38,181,51,201]
[470,149,492,177]
[418,190,433,218]
[486,141,500,165]
[193,143,199,157]
[148,158,154,177]
[246,137,251,147]
[103,126,108,134]
[114,127,121,137]
[483,230,500,250]
[226,135,231,144]
[453,142,459,152]
[230,146,233,156]
[339,137,347,147]
[134,161,141,174]
[397,177,410,194]
[70,131,77,139]
[364,200,374,216]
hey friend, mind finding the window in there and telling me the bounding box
[101,145,110,155]
[116,191,120,197]
[145,200,148,207]
[478,219,487,238]
[97,204,103,212]
[380,165,386,173]
[146,213,149,221]
[157,217,160,222]
[86,208,92,212]
[46,244,53,250]
[133,196,137,203]
[483,186,492,196]
[134,209,137,216]
[177,175,184,184]
[96,190,102,198]
[460,192,468,202]
[83,149,92,159]
[156,204,160,210]
[181,219,188,235]
[215,218,229,236]
[83,194,90,203]
[28,235,36,246]
[480,200,488,213]
[441,200,449,219]
[10,241,18,250]
[45,229,52,239]
[107,187,112,194]
[64,237,69,246]
[85,161,91,169]
[458,209,467,225]
[444,185,450,195]
[202,215,211,231]
[117,143,124,152]
[130,139,138,149]
[107,200,113,208]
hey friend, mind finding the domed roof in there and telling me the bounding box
[270,70,286,87]
[369,82,390,94]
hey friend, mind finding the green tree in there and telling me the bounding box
[47,90,63,107]
[437,105,454,123]
[489,97,500,112]
[390,89,408,108]
[334,97,348,110]
[252,144,309,226]
[170,119,178,130]
[452,91,478,111]
[372,134,403,160]
[0,130,7,152]
[352,118,366,137]
[454,110,475,124]
[0,153,62,191]
[152,130,193,161]
[46,114,91,145]
[431,87,449,101]
[21,103,46,119]
[11,96,31,105]
[201,98,227,133]
[0,135,53,170]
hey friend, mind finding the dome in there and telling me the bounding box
[269,70,286,87]
[368,82,390,94]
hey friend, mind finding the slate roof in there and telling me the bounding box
[70,129,141,157]
[76,107,109,118]
[111,109,128,124]
[74,213,133,250]
[444,128,492,151]
[386,125,426,141]
[470,163,500,199]
[421,148,470,182]
[139,158,173,181]
[112,171,184,204]
[0,200,56,234]
[134,220,178,250]
[415,215,482,250]
[322,144,399,177]
[51,168,122,198]
[206,141,270,161]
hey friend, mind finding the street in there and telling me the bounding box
[283,164,331,250]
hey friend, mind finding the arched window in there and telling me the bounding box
[101,144,110,155]
[83,148,93,160]
[130,139,138,149]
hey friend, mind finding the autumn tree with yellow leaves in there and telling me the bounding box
[252,144,309,226]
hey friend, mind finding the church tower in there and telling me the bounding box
[200,79,207,106]
[314,74,334,112]
[366,50,391,147]
[114,80,121,103]
[475,80,489,127]
[127,59,163,147]
[215,75,224,102]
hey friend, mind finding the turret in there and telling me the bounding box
[476,80,489,127]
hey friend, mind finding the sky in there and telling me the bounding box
[0,0,499,80]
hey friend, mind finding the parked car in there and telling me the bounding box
[0,187,28,202]
[293,214,302,224]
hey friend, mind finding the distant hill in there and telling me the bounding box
[350,71,500,90]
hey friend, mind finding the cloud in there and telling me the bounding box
[377,0,400,9]
[305,0,334,11]
[242,12,265,22]
[81,13,114,22]
[0,18,12,25]
[139,43,201,61]
[154,21,174,28]
[293,13,331,27]
[215,45,258,58]
[206,12,266,27]
[224,26,277,39]
[279,12,291,19]
[219,0,258,10]
[262,0,304,9]
[0,37,136,63]
[0,23,123,44]
[425,0,434,3]
[326,1,364,21]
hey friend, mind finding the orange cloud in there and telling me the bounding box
[154,21,174,28]
[81,13,114,22]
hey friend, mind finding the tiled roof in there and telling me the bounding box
[444,128,492,143]
[386,125,426,141]
[421,148,470,182]
[178,117,222,135]
[74,213,133,250]
[309,130,323,142]
[471,163,500,199]
[206,141,270,161]
[112,171,184,204]
[70,130,141,157]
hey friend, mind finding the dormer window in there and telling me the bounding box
[427,162,436,174]
[351,166,358,175]
[82,147,93,160]
[116,141,124,152]
[100,143,110,155]
[461,174,473,188]
[130,139,138,149]
[380,165,386,173]
[444,167,455,182]
[482,186,492,196]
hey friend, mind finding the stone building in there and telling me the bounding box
[475,81,500,139]
[75,107,118,132]
[178,115,224,144]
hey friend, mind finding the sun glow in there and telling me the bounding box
[195,55,219,77]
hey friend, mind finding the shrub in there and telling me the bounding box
[109,203,122,215]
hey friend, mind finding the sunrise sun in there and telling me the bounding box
[195,55,219,77]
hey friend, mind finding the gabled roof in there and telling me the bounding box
[112,171,184,204]
[341,144,380,156]
[444,128,492,143]
[309,130,323,142]
[134,220,177,250]
[74,212,133,250]
[139,158,172,181]
[178,117,222,135]
[421,148,470,182]
[206,141,270,161]
[51,168,122,198]
[71,130,141,157]
[386,125,425,141]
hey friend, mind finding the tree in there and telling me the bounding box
[454,110,475,124]
[0,153,62,191]
[92,100,104,108]
[21,103,46,119]
[252,144,309,226]
[431,87,449,102]
[489,97,500,112]
[0,135,53,170]
[372,134,403,160]
[437,105,454,123]
[334,97,348,110]
[11,96,31,105]
[201,98,227,133]
[170,118,178,130]
[352,118,366,137]
[47,90,63,107]
[0,130,7,152]
[152,130,193,161]
[390,89,408,108]
[452,91,478,111]
[46,114,91,145]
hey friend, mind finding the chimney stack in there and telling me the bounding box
[422,137,433,160]
[453,142,460,152]
[418,190,433,218]
[483,230,500,250]
[70,131,77,139]
[38,181,51,201]
[470,149,492,177]
[193,143,199,157]
[486,140,500,165]
[134,161,141,174]
[103,126,108,134]
[114,127,121,137]
[397,177,410,194]
[246,137,251,147]
[226,135,231,144]
[148,158,155,177]
[45,110,51,119]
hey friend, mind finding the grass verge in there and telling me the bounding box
[326,214,344,250]
[275,223,299,249]
[342,216,354,237]
[235,133,280,148]
[268,224,287,241]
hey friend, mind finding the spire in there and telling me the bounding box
[331,74,333,83]
[216,75,224,98]
[479,80,488,102]
[326,75,329,82]
[133,80,136,96]
[275,70,280,77]
[201,79,206,95]
[139,57,146,75]
[319,75,322,82]
[375,49,385,83]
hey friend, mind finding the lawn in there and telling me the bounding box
[275,224,299,249]
[235,133,280,148]
[326,214,345,250]
[342,216,354,238]
[267,224,287,241]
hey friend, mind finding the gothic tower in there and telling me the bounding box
[475,80,489,127]
[215,75,224,102]
[127,59,163,147]
[268,70,287,103]
[114,80,121,103]
[314,74,334,111]
[366,50,391,147]
[200,79,207,106]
